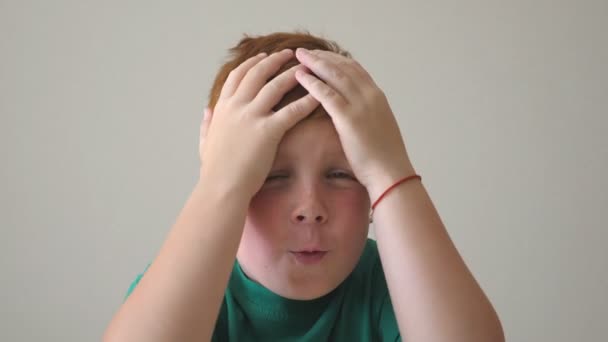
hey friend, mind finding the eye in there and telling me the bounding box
[265,174,288,182]
[328,171,352,179]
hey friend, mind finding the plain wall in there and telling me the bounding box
[1,1,606,341]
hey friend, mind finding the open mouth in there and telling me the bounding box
[290,251,328,264]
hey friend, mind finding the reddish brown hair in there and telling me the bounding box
[206,30,352,118]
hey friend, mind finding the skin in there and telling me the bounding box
[293,48,506,341]
[103,48,505,342]
[104,50,324,342]
[237,116,371,300]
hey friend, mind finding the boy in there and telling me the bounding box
[104,31,504,341]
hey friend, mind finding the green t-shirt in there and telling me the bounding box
[124,239,401,341]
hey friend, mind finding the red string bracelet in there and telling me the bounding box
[369,174,422,222]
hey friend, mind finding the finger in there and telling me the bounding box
[234,49,295,102]
[295,48,364,98]
[250,63,307,114]
[309,49,374,84]
[219,52,268,101]
[270,93,320,131]
[295,70,348,115]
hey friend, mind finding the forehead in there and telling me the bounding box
[275,117,345,159]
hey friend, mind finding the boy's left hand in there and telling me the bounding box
[294,48,416,200]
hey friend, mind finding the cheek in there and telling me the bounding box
[242,191,288,246]
[331,189,370,213]
[324,185,371,226]
[248,190,287,223]
[328,189,371,245]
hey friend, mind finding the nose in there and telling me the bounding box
[290,187,328,225]
[294,212,325,224]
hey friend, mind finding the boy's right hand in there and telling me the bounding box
[198,49,320,199]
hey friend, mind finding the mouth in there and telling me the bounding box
[289,250,328,264]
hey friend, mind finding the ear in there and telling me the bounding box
[201,107,213,130]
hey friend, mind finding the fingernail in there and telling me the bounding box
[297,48,309,55]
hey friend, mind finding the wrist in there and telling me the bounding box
[366,162,417,202]
[196,169,254,209]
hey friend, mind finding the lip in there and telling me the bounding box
[290,251,328,265]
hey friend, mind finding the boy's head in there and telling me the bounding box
[207,30,352,120]
[208,31,370,300]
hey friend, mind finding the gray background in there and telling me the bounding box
[2,1,606,341]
